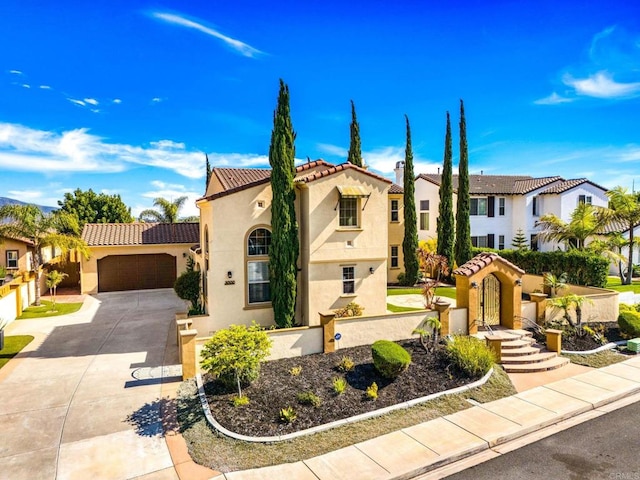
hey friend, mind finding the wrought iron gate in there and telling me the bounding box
[477,274,501,326]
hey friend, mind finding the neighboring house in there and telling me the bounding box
[0,236,35,275]
[196,160,391,328]
[388,183,405,283]
[80,222,199,294]
[394,163,608,252]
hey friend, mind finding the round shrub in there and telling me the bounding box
[618,309,640,338]
[445,335,495,377]
[619,303,634,312]
[371,340,411,378]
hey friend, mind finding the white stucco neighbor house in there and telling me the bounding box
[394,161,609,252]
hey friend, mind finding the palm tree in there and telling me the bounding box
[587,233,629,283]
[46,270,68,311]
[535,202,609,250]
[547,294,590,327]
[138,196,189,223]
[0,204,90,305]
[543,272,567,298]
[605,187,640,285]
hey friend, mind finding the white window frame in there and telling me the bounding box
[498,197,505,216]
[6,250,18,269]
[390,199,399,222]
[578,195,592,205]
[419,212,429,230]
[498,235,505,250]
[470,198,488,216]
[342,266,355,295]
[339,197,359,228]
[471,236,488,248]
[390,246,399,268]
[247,228,272,305]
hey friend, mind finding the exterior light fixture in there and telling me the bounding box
[470,281,479,289]
[369,267,374,275]
[227,271,233,279]
[515,279,523,286]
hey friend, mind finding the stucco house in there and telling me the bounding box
[394,162,609,252]
[1,236,35,278]
[80,222,199,294]
[195,159,391,327]
[387,183,405,283]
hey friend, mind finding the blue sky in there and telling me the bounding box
[1,0,640,218]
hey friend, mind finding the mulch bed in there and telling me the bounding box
[202,339,478,437]
[530,322,625,352]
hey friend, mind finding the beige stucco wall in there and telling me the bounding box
[266,326,324,360]
[0,238,33,273]
[200,167,390,329]
[0,288,18,323]
[80,244,191,294]
[450,307,469,334]
[388,192,404,283]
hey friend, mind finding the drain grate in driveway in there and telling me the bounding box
[131,365,183,382]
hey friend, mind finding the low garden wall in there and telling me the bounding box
[0,275,37,326]
[0,287,18,323]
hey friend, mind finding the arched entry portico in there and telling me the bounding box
[454,252,525,334]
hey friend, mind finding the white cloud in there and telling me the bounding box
[140,183,201,217]
[21,84,30,89]
[113,98,122,104]
[152,12,263,58]
[9,70,22,75]
[151,97,163,103]
[7,190,42,200]
[67,98,86,107]
[317,143,348,157]
[84,98,99,105]
[563,71,640,98]
[0,122,205,178]
[39,85,52,90]
[534,92,574,105]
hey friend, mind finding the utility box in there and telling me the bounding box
[627,338,640,353]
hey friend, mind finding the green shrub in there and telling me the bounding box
[445,335,495,377]
[174,269,201,313]
[289,366,302,376]
[231,395,250,407]
[618,310,640,338]
[471,248,609,287]
[200,323,272,396]
[332,377,347,395]
[279,406,297,423]
[619,303,634,312]
[365,382,378,400]
[296,391,322,407]
[336,356,355,372]
[371,340,411,378]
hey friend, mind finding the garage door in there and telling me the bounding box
[97,254,177,292]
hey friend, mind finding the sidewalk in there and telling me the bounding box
[187,356,640,480]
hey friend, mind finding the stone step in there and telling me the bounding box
[506,329,533,338]
[500,352,558,364]
[502,356,570,373]
[500,338,535,349]
[500,345,542,357]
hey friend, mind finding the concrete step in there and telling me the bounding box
[500,338,535,349]
[505,329,533,338]
[502,356,570,373]
[500,352,558,364]
[500,345,544,357]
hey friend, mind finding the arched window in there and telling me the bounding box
[247,228,271,304]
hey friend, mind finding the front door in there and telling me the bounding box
[477,273,501,327]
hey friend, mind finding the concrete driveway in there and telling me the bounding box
[0,289,187,480]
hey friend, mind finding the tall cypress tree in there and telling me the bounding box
[268,79,299,328]
[455,99,472,266]
[437,112,455,272]
[347,100,363,167]
[402,114,420,285]
[205,154,212,192]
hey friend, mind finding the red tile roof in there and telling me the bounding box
[539,178,608,194]
[389,183,404,194]
[200,160,390,201]
[82,222,200,246]
[453,252,524,277]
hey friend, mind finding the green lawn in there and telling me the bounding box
[386,286,456,299]
[387,303,424,313]
[18,300,83,319]
[606,276,640,294]
[0,335,34,369]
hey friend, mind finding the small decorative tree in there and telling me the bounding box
[173,258,202,315]
[417,248,450,308]
[45,270,68,311]
[413,316,442,352]
[200,323,272,398]
[511,229,529,251]
[547,294,591,328]
[543,272,568,298]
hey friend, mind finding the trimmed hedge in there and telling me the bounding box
[471,248,609,287]
[371,340,411,378]
[618,309,640,338]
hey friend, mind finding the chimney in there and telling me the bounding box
[394,161,405,185]
[480,170,484,175]
[437,167,440,175]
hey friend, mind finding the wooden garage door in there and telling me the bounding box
[97,254,177,292]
